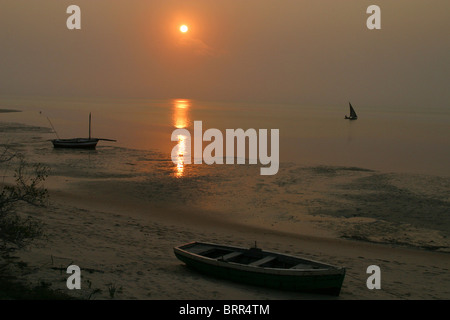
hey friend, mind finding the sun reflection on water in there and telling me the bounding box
[173,99,191,177]
[173,99,190,129]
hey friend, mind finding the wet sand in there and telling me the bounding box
[1,119,450,300]
[8,182,450,300]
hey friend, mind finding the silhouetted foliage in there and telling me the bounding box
[0,147,49,256]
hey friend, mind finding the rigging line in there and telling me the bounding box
[47,117,60,139]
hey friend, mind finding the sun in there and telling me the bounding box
[180,25,188,33]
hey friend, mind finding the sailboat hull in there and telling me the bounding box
[52,138,99,149]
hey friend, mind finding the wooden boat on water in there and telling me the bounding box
[50,113,116,149]
[174,241,346,296]
[52,138,101,149]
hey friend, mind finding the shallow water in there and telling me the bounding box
[1,96,449,176]
[1,98,449,252]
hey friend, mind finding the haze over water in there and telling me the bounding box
[1,1,449,176]
[1,96,449,177]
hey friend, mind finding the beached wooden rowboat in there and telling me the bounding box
[174,241,346,296]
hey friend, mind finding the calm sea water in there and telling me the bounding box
[1,96,449,176]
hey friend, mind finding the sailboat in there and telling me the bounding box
[50,113,116,149]
[345,102,358,120]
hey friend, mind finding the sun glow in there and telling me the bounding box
[180,25,188,33]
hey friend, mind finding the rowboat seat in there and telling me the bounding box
[248,256,276,267]
[189,245,215,255]
[290,263,313,270]
[220,251,243,261]
[290,263,326,270]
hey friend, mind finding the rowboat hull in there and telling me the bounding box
[52,138,99,149]
[174,242,345,296]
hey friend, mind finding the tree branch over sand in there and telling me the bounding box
[0,146,49,257]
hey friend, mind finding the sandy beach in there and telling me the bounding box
[1,118,449,300]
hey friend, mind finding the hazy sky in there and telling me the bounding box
[0,0,449,108]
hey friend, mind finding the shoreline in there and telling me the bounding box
[48,174,450,254]
[0,108,21,113]
[1,120,449,299]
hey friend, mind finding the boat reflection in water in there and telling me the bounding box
[172,99,191,178]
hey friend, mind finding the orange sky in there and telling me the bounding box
[0,0,449,108]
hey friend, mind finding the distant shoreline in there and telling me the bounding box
[0,109,21,113]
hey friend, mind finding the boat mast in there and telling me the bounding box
[89,113,91,139]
